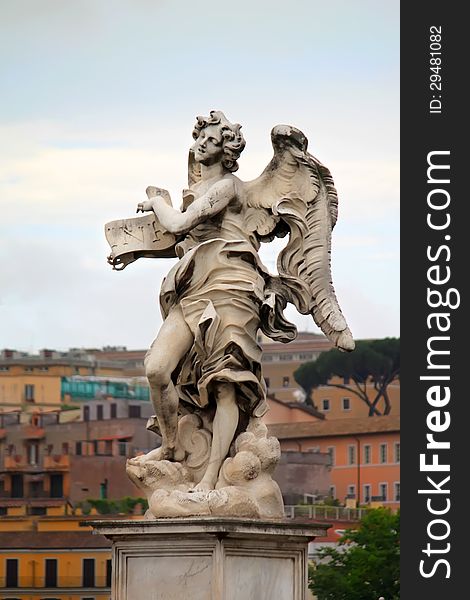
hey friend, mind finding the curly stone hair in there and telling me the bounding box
[192,110,246,172]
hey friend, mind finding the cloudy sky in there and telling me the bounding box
[0,0,399,352]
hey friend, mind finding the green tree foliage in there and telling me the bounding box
[294,338,400,416]
[79,496,148,515]
[309,508,400,600]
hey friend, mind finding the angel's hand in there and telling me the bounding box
[136,199,154,213]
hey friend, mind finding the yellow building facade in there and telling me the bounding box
[0,511,114,600]
[0,350,128,412]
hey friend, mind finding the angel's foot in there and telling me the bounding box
[190,477,216,493]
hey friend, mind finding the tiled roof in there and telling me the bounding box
[0,530,111,549]
[267,415,400,439]
[267,396,325,420]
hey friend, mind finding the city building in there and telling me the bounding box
[83,333,335,403]
[1,396,330,509]
[0,405,158,511]
[0,512,116,600]
[268,415,400,509]
[1,339,400,511]
[260,332,333,401]
[309,378,400,419]
[262,395,324,425]
[1,337,400,419]
[0,349,132,412]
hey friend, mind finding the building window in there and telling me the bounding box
[30,507,47,515]
[363,484,371,503]
[6,558,18,587]
[342,397,351,411]
[110,403,117,419]
[82,558,95,587]
[62,442,69,455]
[106,559,112,587]
[96,405,104,420]
[394,482,400,502]
[118,440,128,457]
[93,440,113,456]
[24,383,35,402]
[394,442,400,463]
[282,376,290,387]
[83,406,90,422]
[27,442,39,465]
[75,441,82,456]
[45,559,58,587]
[50,474,63,498]
[326,446,335,466]
[347,484,356,497]
[321,399,330,411]
[11,474,24,498]
[379,483,388,501]
[364,444,371,464]
[128,405,141,419]
[30,481,45,498]
[348,445,356,465]
[380,443,388,464]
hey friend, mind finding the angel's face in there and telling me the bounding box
[192,124,224,165]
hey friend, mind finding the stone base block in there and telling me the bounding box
[91,518,328,600]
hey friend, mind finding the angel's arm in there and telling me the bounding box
[138,179,235,236]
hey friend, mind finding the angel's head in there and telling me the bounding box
[191,110,246,172]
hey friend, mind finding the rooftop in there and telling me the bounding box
[267,395,325,420]
[267,415,400,440]
[0,530,111,549]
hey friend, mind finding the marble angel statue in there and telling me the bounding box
[106,111,354,518]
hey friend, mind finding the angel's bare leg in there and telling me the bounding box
[144,306,193,460]
[194,382,239,492]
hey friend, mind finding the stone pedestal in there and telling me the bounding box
[91,517,329,600]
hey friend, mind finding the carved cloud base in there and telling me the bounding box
[126,416,284,519]
[91,518,328,600]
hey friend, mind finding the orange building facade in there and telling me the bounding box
[268,416,400,509]
[310,379,400,419]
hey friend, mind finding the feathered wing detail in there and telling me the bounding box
[244,125,354,351]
